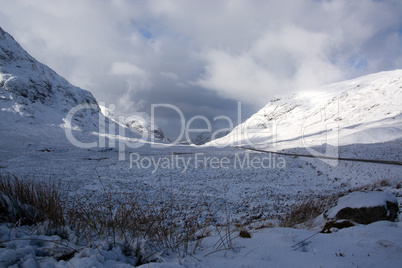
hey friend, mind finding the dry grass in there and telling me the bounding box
[280,196,328,227]
[0,175,65,229]
[0,174,220,264]
[68,192,217,263]
[348,178,393,192]
[66,177,220,264]
[279,178,399,228]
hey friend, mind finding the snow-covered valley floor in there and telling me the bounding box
[0,139,401,267]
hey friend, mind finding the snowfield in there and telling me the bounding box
[2,220,402,267]
[208,70,402,150]
[1,26,402,267]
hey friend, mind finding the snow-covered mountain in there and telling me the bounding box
[0,27,168,148]
[100,105,167,142]
[124,113,167,141]
[0,26,107,148]
[192,129,230,145]
[208,70,402,150]
[0,27,99,126]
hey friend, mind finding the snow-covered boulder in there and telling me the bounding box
[324,191,399,224]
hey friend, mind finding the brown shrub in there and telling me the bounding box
[239,229,252,238]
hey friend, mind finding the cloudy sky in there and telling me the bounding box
[1,0,401,139]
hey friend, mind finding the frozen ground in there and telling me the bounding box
[1,139,401,224]
[0,140,401,267]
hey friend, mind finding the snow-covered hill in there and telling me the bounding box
[0,27,99,126]
[100,105,168,142]
[192,129,230,145]
[0,26,107,148]
[0,27,168,149]
[208,70,402,150]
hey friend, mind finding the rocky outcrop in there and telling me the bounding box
[324,191,399,224]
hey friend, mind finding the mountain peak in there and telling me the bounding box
[0,27,98,123]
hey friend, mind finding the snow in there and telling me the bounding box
[99,105,167,142]
[0,27,402,267]
[192,221,402,268]
[192,129,230,145]
[207,70,402,149]
[2,221,402,267]
[326,191,398,219]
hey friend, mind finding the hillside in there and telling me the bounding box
[0,27,168,149]
[192,129,230,145]
[208,70,402,150]
[0,27,99,125]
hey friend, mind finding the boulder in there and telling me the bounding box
[324,191,399,224]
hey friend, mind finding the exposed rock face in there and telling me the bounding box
[324,191,399,224]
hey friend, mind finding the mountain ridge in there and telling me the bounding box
[0,27,168,149]
[207,70,402,150]
[0,26,99,128]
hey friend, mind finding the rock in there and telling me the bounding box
[324,191,399,224]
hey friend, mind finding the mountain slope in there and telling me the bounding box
[0,27,99,126]
[192,129,230,145]
[0,26,145,149]
[100,105,168,142]
[208,70,402,150]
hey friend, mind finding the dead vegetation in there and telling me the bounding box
[239,229,252,238]
[0,174,220,264]
[280,196,328,227]
[0,174,398,264]
[280,178,399,228]
[0,175,65,231]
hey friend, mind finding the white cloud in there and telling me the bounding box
[195,26,344,105]
[195,50,281,106]
[110,62,147,77]
[110,62,151,93]
[160,71,179,80]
